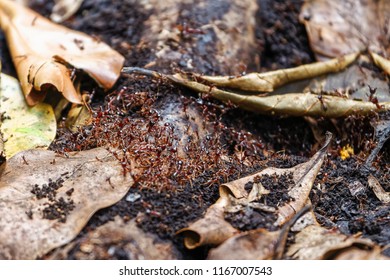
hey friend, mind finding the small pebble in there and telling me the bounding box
[126,193,141,202]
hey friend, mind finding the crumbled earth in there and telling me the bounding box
[0,0,388,259]
[30,177,76,223]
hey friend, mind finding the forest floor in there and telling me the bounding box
[0,0,389,259]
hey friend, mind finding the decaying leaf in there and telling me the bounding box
[51,0,84,23]
[334,247,389,260]
[178,133,331,249]
[368,174,390,204]
[123,54,390,118]
[207,229,279,260]
[169,74,390,118]
[365,118,390,168]
[286,225,388,260]
[299,0,390,60]
[73,216,181,260]
[197,53,358,92]
[0,0,124,106]
[370,52,390,76]
[0,72,56,158]
[176,203,239,249]
[0,148,133,259]
[208,205,313,260]
[65,104,91,131]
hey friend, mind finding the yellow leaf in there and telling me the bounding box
[0,72,56,158]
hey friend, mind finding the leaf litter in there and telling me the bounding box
[123,52,390,118]
[0,71,56,158]
[0,147,133,259]
[0,0,389,260]
[178,132,331,250]
[0,0,124,105]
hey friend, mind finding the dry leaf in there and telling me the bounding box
[334,247,390,260]
[0,147,133,259]
[51,0,84,23]
[73,216,181,260]
[370,52,390,76]
[169,74,390,118]
[207,205,314,260]
[0,72,56,158]
[176,203,239,249]
[0,0,124,106]
[65,104,92,131]
[300,0,390,60]
[178,133,331,249]
[287,225,387,260]
[207,229,279,260]
[123,63,390,118]
[368,174,390,204]
[197,53,358,92]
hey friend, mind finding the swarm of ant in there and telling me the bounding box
[50,75,266,191]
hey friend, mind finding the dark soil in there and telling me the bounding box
[30,177,75,223]
[0,0,388,259]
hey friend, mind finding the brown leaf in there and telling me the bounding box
[72,216,181,260]
[0,0,124,106]
[198,53,358,92]
[207,229,279,260]
[370,52,390,76]
[177,203,239,249]
[51,0,84,23]
[169,73,390,118]
[299,0,390,60]
[368,174,390,204]
[178,133,331,249]
[0,148,133,259]
[334,247,390,260]
[286,225,388,260]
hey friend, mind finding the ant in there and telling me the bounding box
[366,85,383,109]
[317,92,328,111]
[176,23,206,36]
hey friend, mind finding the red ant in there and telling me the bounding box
[367,85,383,109]
[317,92,328,111]
[177,23,206,36]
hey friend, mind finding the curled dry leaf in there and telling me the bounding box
[207,229,279,260]
[169,74,390,118]
[73,216,181,260]
[0,0,124,106]
[176,203,239,250]
[0,72,56,158]
[178,133,331,249]
[123,53,390,118]
[51,0,84,23]
[0,148,133,259]
[334,247,390,260]
[368,174,390,204]
[65,104,92,131]
[370,52,390,76]
[208,205,314,260]
[286,225,388,260]
[299,0,390,60]
[198,53,358,92]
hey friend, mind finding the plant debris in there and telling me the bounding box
[0,0,124,105]
[0,148,133,259]
[0,71,56,158]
